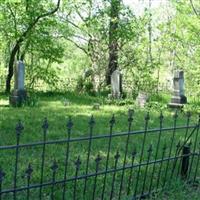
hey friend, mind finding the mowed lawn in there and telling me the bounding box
[0,92,199,199]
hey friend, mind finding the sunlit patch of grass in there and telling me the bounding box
[0,98,9,106]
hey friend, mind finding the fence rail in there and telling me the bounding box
[0,111,200,200]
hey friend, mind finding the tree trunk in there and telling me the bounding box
[106,0,120,85]
[5,43,20,93]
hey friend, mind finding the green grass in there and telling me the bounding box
[0,92,199,199]
[151,180,200,200]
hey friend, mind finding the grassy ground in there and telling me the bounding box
[151,181,200,200]
[0,92,199,199]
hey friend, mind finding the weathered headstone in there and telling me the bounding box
[111,70,122,99]
[9,60,27,106]
[168,70,187,108]
[93,103,100,110]
[136,92,149,108]
[63,98,71,106]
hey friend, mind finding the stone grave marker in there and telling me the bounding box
[111,70,122,99]
[168,70,187,108]
[136,92,149,108]
[9,60,27,106]
[93,103,100,110]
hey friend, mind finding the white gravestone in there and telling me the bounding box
[136,92,149,108]
[9,60,27,106]
[14,60,25,90]
[111,70,122,99]
[168,70,187,108]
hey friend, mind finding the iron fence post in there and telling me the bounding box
[13,120,24,200]
[0,168,5,200]
[181,145,190,179]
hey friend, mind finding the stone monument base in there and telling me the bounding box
[168,103,184,109]
[171,95,187,104]
[9,89,27,107]
[168,95,187,109]
[111,92,121,99]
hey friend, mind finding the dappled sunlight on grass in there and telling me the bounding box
[0,92,199,143]
[0,98,9,106]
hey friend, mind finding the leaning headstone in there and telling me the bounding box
[136,92,149,108]
[9,60,27,107]
[111,70,122,99]
[168,70,187,108]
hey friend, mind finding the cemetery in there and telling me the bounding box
[0,0,200,199]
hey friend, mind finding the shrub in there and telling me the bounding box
[24,91,39,107]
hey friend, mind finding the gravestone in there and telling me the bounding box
[93,103,100,110]
[111,70,122,99]
[168,70,187,108]
[9,60,27,106]
[63,98,71,106]
[136,92,149,108]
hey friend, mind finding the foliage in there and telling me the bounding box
[24,90,40,107]
[76,74,96,96]
[160,0,200,95]
[0,0,200,98]
[0,0,64,92]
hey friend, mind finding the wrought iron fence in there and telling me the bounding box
[0,111,199,200]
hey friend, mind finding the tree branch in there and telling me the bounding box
[74,4,87,22]
[73,34,89,42]
[61,36,89,55]
[17,0,61,45]
[7,3,18,37]
[190,0,200,17]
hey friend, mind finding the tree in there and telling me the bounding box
[0,0,61,93]
[106,0,121,85]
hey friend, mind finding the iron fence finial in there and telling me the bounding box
[16,120,24,136]
[159,112,164,122]
[51,160,58,172]
[74,156,81,170]
[132,148,137,157]
[89,115,95,127]
[0,167,5,182]
[42,118,49,130]
[114,151,120,160]
[128,109,134,122]
[67,116,73,129]
[110,114,116,126]
[145,112,150,121]
[148,144,153,153]
[163,143,167,151]
[95,154,102,164]
[25,163,33,178]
